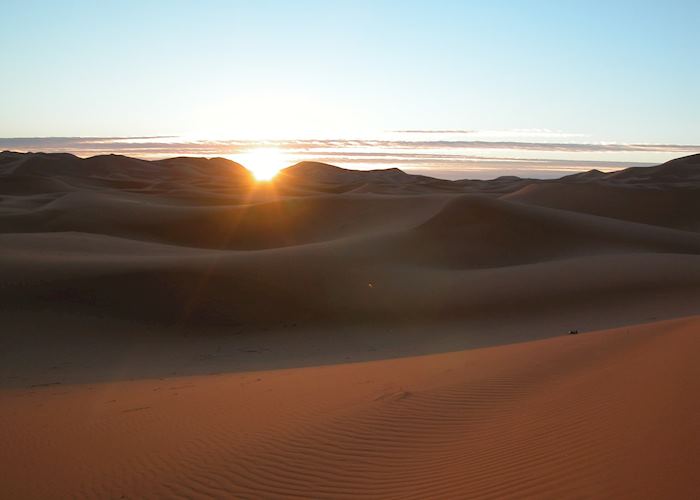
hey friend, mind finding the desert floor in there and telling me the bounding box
[1,152,699,498]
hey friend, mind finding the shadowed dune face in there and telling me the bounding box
[404,195,700,267]
[0,191,448,249]
[503,182,700,232]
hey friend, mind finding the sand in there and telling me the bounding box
[2,318,698,498]
[1,151,699,498]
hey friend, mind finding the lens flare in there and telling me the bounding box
[236,148,285,180]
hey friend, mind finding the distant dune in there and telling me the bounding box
[1,151,699,326]
[1,151,699,498]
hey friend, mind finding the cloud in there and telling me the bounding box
[332,140,700,153]
[3,136,699,155]
[391,128,588,139]
[392,129,477,134]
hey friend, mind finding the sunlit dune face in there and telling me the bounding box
[238,148,285,181]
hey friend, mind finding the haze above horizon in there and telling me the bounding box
[2,1,699,179]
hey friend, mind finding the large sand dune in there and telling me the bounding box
[1,151,699,498]
[1,317,698,498]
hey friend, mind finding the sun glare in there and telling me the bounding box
[237,148,286,181]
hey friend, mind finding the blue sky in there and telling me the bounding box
[2,1,699,178]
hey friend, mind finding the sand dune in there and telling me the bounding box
[0,191,447,249]
[1,317,698,498]
[606,152,700,186]
[1,150,700,498]
[2,228,700,327]
[503,182,700,232]
[1,151,699,332]
[401,194,700,266]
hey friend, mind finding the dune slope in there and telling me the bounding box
[1,317,697,499]
[503,182,700,232]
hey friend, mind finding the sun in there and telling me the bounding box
[237,148,286,181]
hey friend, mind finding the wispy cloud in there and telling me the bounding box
[3,136,699,154]
[324,140,700,153]
[392,129,477,134]
[391,128,589,140]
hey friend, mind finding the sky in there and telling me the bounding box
[2,0,699,179]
